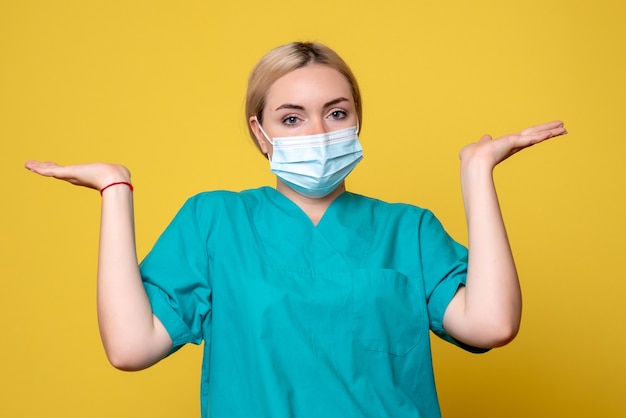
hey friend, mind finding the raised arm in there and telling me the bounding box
[442,121,567,349]
[25,161,172,370]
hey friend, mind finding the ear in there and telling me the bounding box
[249,115,271,155]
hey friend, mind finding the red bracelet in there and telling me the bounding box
[100,181,134,196]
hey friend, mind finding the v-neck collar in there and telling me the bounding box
[256,187,373,269]
[263,186,349,228]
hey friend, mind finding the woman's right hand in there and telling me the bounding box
[24,161,131,192]
[26,159,172,369]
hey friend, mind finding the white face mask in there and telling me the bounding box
[255,117,363,198]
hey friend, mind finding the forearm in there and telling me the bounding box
[25,161,175,367]
[97,182,171,370]
[463,159,521,330]
[444,159,522,348]
[442,121,565,348]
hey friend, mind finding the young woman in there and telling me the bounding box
[25,42,566,417]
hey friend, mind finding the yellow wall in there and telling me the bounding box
[2,1,624,416]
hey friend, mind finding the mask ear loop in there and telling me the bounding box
[252,116,274,161]
[253,116,274,146]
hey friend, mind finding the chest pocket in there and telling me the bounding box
[352,269,426,357]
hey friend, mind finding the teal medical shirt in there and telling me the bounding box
[140,187,474,418]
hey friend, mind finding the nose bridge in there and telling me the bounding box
[307,114,328,135]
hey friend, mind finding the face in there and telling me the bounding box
[250,64,358,155]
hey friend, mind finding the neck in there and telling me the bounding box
[276,180,346,225]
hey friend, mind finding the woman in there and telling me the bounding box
[25,42,566,417]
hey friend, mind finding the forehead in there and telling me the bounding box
[265,64,353,108]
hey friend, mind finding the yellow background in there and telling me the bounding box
[2,1,625,417]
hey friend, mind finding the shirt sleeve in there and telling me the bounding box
[140,194,215,353]
[418,209,488,353]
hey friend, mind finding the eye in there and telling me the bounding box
[282,115,301,126]
[328,110,347,120]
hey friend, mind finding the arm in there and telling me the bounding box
[442,121,567,349]
[25,161,172,370]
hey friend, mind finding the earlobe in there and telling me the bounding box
[249,116,270,154]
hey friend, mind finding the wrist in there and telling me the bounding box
[460,156,495,178]
[96,164,132,192]
[100,164,131,185]
[100,181,134,196]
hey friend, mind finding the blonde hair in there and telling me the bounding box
[245,42,362,153]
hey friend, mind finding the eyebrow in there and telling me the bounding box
[275,97,350,111]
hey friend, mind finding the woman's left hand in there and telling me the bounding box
[459,120,567,168]
[444,119,567,348]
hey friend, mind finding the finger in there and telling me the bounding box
[524,127,567,144]
[525,131,554,145]
[25,160,64,177]
[510,129,558,149]
[25,161,83,185]
[521,120,564,135]
[479,134,492,142]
